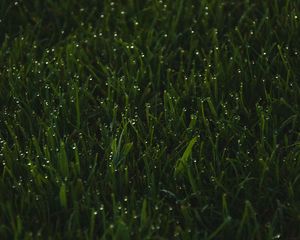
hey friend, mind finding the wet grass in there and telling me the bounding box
[0,0,300,239]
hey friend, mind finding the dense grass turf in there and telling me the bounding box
[0,0,300,239]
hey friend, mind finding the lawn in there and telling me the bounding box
[0,0,300,239]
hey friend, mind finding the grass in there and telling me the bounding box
[0,0,299,239]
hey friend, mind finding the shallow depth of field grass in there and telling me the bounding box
[0,0,300,239]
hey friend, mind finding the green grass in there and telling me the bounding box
[0,0,300,239]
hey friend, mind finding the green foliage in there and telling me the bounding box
[175,136,198,176]
[0,0,300,239]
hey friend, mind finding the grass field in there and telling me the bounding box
[0,0,300,239]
